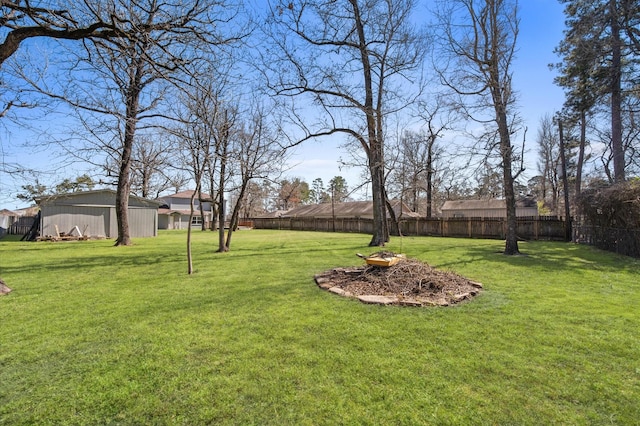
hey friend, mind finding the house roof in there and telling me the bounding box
[0,209,18,216]
[158,208,182,216]
[256,210,288,218]
[441,198,537,211]
[162,190,213,201]
[442,199,506,211]
[280,200,421,219]
[13,206,40,216]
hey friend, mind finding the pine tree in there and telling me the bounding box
[554,0,640,183]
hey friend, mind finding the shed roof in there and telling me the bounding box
[36,189,162,207]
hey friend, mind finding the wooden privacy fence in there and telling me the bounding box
[7,215,37,236]
[252,216,567,241]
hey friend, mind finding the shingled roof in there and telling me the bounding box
[441,197,538,218]
[163,190,213,201]
[280,200,421,219]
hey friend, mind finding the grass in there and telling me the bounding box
[1,230,639,425]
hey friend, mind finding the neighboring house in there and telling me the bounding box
[0,209,18,237]
[277,200,421,219]
[1,206,40,236]
[441,198,538,218]
[36,189,161,238]
[157,190,214,230]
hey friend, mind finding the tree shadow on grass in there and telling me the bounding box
[432,240,639,278]
[0,245,185,278]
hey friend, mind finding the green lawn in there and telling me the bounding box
[1,230,639,425]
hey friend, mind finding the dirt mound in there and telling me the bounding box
[0,278,12,295]
[315,256,482,307]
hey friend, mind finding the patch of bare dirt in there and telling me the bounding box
[315,254,482,307]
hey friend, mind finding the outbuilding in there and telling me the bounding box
[36,189,161,239]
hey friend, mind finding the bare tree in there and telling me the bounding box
[434,0,523,255]
[33,1,246,246]
[0,0,127,67]
[174,100,212,271]
[130,135,176,200]
[415,96,451,217]
[536,114,561,213]
[213,107,235,252]
[224,103,285,250]
[263,0,425,246]
[172,66,235,266]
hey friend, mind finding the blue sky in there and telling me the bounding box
[285,0,567,195]
[1,0,568,209]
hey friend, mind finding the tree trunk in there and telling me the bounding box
[114,113,136,246]
[610,0,625,182]
[197,187,206,231]
[115,63,143,246]
[210,201,218,232]
[369,145,389,246]
[217,190,227,253]
[225,180,249,250]
[115,161,132,246]
[558,121,573,242]
[187,188,198,274]
[349,0,388,247]
[209,170,217,231]
[575,111,586,197]
[502,152,520,255]
[217,156,228,253]
[495,102,519,255]
[426,138,434,218]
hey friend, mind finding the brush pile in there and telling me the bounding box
[315,254,482,306]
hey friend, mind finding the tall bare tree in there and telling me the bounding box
[536,114,562,213]
[1,0,121,176]
[263,0,425,246]
[0,0,126,67]
[130,135,176,200]
[389,128,445,217]
[415,96,451,217]
[434,0,523,255]
[174,107,213,273]
[31,1,246,246]
[224,103,285,250]
[172,65,235,264]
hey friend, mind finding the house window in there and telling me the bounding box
[191,216,203,226]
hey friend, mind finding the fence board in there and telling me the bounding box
[253,216,567,241]
[7,216,37,236]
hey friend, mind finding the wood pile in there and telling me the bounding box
[38,225,90,242]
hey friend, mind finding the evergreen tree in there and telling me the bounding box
[554,0,640,183]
